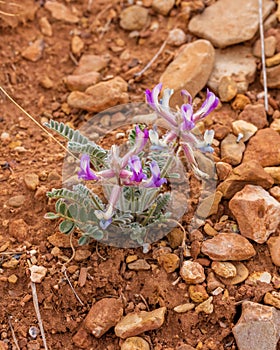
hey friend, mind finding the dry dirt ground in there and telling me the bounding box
[0,0,279,349]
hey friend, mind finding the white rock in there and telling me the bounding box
[232,120,258,142]
[29,265,47,283]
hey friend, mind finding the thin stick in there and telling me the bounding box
[7,316,20,350]
[134,39,168,78]
[31,282,49,350]
[0,86,79,160]
[258,0,269,111]
[62,267,85,306]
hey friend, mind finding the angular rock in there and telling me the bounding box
[72,327,92,349]
[189,285,209,303]
[264,167,280,184]
[229,185,280,243]
[201,233,256,261]
[269,186,280,201]
[253,36,276,58]
[238,104,268,129]
[195,296,214,314]
[127,259,150,271]
[45,1,79,23]
[218,160,274,199]
[270,118,280,133]
[263,64,280,88]
[74,249,91,262]
[231,94,251,110]
[152,0,175,15]
[121,337,150,350]
[266,53,280,67]
[173,303,195,313]
[218,76,237,102]
[232,301,280,350]
[84,298,123,338]
[196,191,223,218]
[208,46,256,93]
[71,36,84,55]
[188,0,275,48]
[47,232,73,248]
[232,120,258,142]
[157,253,180,273]
[73,54,110,75]
[219,261,249,285]
[160,40,215,106]
[120,5,149,31]
[180,260,205,284]
[29,265,47,283]
[22,39,44,62]
[267,236,280,266]
[39,17,52,37]
[115,307,166,339]
[9,219,28,243]
[64,72,101,91]
[67,77,129,112]
[24,173,39,191]
[264,291,280,309]
[243,128,280,167]
[220,133,245,166]
[211,261,237,278]
[216,162,232,181]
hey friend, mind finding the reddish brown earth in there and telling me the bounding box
[0,1,279,350]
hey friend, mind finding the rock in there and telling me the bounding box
[253,36,276,58]
[207,271,225,292]
[71,36,84,55]
[218,160,274,199]
[264,167,280,184]
[195,296,214,314]
[269,186,280,201]
[173,303,195,313]
[40,76,54,89]
[120,5,149,31]
[204,223,218,237]
[115,307,166,339]
[231,94,251,111]
[29,265,47,283]
[220,133,245,166]
[208,46,257,93]
[167,29,187,47]
[67,77,129,112]
[121,337,150,350]
[243,128,280,167]
[47,232,73,248]
[64,72,101,91]
[232,120,258,142]
[264,292,280,309]
[232,301,280,350]
[9,219,28,242]
[188,0,275,48]
[211,261,237,278]
[201,233,256,261]
[74,249,91,262]
[229,185,280,244]
[152,0,175,15]
[176,345,196,350]
[267,236,280,266]
[45,1,79,23]
[8,274,18,284]
[39,17,53,37]
[72,327,92,349]
[216,162,232,181]
[22,39,44,62]
[47,170,61,181]
[24,173,39,191]
[263,64,280,88]
[73,54,110,75]
[7,195,26,207]
[180,260,205,284]
[248,271,272,284]
[84,298,123,338]
[266,53,280,67]
[189,285,209,303]
[196,191,223,218]
[128,259,150,271]
[218,76,237,102]
[2,258,19,269]
[238,104,268,129]
[219,261,249,285]
[271,119,280,133]
[160,40,215,106]
[167,228,184,248]
[157,253,180,273]
[0,341,8,350]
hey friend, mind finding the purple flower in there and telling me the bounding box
[78,154,99,181]
[128,155,147,183]
[134,125,149,153]
[145,161,167,188]
[180,104,195,131]
[193,89,219,122]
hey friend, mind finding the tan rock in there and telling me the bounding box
[152,0,175,15]
[29,265,47,283]
[232,120,258,142]
[71,36,84,55]
[180,260,205,284]
[39,17,52,37]
[2,258,19,269]
[248,271,272,284]
[195,296,213,314]
[9,219,28,242]
[160,40,215,106]
[128,259,150,271]
[167,228,184,248]
[212,261,237,278]
[120,5,149,31]
[74,249,91,262]
[201,233,256,261]
[157,253,180,273]
[262,63,280,88]
[216,162,232,181]
[269,186,280,201]
[204,223,218,237]
[73,54,110,75]
[45,1,79,23]
[196,191,223,218]
[218,160,274,199]
[253,36,276,58]
[264,167,280,184]
[67,77,129,112]
[270,118,280,133]
[189,284,209,303]
[231,94,251,110]
[266,52,280,67]
[267,236,280,266]
[84,298,123,338]
[173,303,195,313]
[264,292,280,309]
[72,327,92,349]
[22,39,44,62]
[167,29,187,47]
[115,307,166,339]
[219,262,249,285]
[238,104,268,129]
[233,301,280,350]
[24,173,39,191]
[220,133,245,166]
[229,185,280,243]
[47,232,73,248]
[121,337,150,350]
[218,76,237,102]
[8,274,18,284]
[64,72,100,91]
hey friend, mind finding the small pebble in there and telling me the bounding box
[173,303,195,313]
[128,259,151,271]
[8,274,18,284]
[29,265,47,283]
[195,296,214,314]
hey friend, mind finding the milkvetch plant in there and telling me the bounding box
[44,84,218,248]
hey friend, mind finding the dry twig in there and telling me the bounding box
[258,0,268,111]
[7,316,20,350]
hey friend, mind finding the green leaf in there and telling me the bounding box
[44,212,60,220]
[78,207,87,222]
[59,220,74,234]
[92,230,104,241]
[78,236,89,245]
[68,203,78,219]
